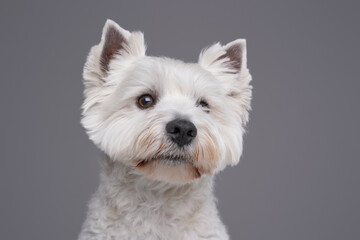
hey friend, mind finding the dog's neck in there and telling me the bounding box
[79,155,226,239]
[96,154,216,215]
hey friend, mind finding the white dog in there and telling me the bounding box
[78,19,252,240]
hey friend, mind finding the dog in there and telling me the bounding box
[78,19,252,240]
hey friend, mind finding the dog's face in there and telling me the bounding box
[81,20,252,183]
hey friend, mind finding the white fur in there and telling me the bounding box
[79,19,252,240]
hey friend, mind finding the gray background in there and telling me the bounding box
[1,0,359,239]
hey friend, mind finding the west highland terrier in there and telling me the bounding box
[78,19,252,240]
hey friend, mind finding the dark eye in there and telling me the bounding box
[199,100,209,108]
[137,94,155,109]
[197,99,210,113]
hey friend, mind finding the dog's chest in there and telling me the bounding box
[102,196,209,239]
[79,175,228,239]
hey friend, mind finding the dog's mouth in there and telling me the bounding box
[136,154,191,167]
[135,154,201,183]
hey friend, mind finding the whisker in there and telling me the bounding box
[155,137,165,154]
[194,146,199,162]
[140,130,152,146]
[146,136,158,151]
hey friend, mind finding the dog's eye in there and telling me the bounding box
[137,94,155,109]
[197,99,210,113]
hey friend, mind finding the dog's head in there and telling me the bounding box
[81,20,252,183]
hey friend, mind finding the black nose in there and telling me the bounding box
[166,119,197,147]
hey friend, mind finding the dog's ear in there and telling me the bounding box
[198,39,252,124]
[83,19,146,88]
[199,39,247,75]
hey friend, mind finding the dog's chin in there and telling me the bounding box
[135,156,201,184]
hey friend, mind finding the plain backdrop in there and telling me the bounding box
[1,0,359,239]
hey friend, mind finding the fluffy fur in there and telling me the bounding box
[79,19,252,240]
